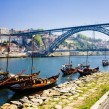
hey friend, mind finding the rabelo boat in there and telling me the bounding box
[61,45,77,76]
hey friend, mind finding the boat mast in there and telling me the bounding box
[31,35,35,75]
[6,35,11,73]
[68,44,71,65]
[104,40,106,60]
[86,40,88,66]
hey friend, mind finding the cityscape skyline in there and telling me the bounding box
[0,0,109,40]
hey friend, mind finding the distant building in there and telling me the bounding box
[0,28,10,34]
[0,46,6,53]
[9,28,16,34]
[0,28,10,43]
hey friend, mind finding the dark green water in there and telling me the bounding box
[0,55,109,105]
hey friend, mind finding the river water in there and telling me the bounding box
[0,55,109,105]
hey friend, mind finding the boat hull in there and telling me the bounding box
[61,68,77,76]
[8,73,60,93]
[102,62,109,66]
[78,67,99,76]
[9,81,57,93]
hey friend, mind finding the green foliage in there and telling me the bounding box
[3,40,7,44]
[78,84,109,109]
[67,33,102,50]
[61,41,69,46]
[77,34,89,40]
[77,33,102,42]
[34,34,43,46]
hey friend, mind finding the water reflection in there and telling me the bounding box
[0,88,14,105]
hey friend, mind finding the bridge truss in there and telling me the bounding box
[1,23,109,56]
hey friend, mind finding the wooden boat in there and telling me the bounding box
[0,71,40,87]
[61,45,77,76]
[102,60,109,66]
[77,65,99,76]
[77,41,99,76]
[61,64,78,76]
[7,73,60,93]
[6,35,59,93]
[102,42,109,66]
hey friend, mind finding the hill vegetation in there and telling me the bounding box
[66,33,104,50]
[34,34,44,46]
[32,33,107,51]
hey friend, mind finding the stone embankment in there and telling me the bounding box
[1,72,109,109]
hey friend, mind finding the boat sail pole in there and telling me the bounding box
[31,35,35,75]
[6,35,11,73]
[68,44,71,65]
[86,39,88,66]
[104,40,107,60]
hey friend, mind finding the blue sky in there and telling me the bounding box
[0,0,109,39]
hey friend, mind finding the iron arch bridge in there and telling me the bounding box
[1,23,109,56]
[47,26,109,55]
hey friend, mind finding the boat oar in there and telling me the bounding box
[0,69,26,86]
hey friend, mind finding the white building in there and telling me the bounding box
[0,28,10,34]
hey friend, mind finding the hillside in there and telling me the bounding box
[65,33,107,50]
[24,33,108,52]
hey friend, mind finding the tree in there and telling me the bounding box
[34,34,43,46]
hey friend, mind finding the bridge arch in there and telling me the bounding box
[47,26,109,55]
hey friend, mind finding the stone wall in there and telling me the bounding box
[1,72,109,109]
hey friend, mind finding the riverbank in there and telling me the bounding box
[49,51,104,57]
[1,72,109,109]
[0,51,104,58]
[0,52,28,58]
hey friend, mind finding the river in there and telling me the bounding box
[0,55,109,105]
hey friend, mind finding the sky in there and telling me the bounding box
[0,0,109,40]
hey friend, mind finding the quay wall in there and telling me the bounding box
[49,51,104,56]
[0,51,105,58]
